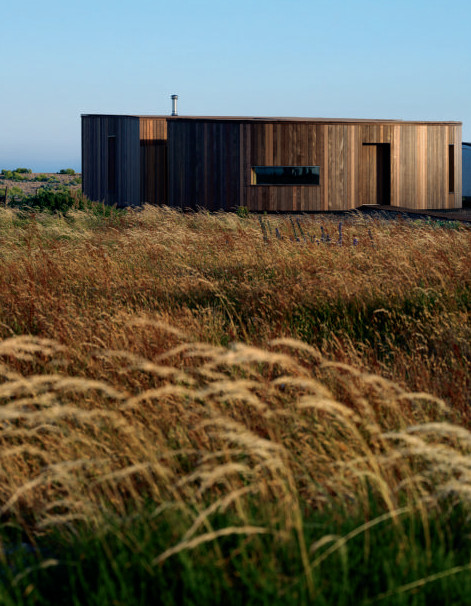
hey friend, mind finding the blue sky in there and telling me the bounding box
[1,0,470,172]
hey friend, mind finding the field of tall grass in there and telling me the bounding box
[0,205,470,604]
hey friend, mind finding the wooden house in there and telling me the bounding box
[82,114,462,211]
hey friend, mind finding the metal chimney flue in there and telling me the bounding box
[171,94,178,116]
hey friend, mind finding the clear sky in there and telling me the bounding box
[1,0,470,172]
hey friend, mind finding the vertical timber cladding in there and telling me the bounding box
[164,117,461,211]
[241,119,463,211]
[167,119,241,210]
[357,121,462,209]
[82,116,463,210]
[402,122,463,210]
[242,121,325,212]
[81,115,140,206]
[139,118,168,204]
[448,123,463,209]
[357,123,394,206]
[82,115,102,202]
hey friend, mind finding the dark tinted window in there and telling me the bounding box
[449,145,455,193]
[252,166,320,185]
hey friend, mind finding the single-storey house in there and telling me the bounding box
[81,110,462,212]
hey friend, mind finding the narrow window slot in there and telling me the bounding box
[252,166,320,186]
[108,136,117,194]
[449,144,455,193]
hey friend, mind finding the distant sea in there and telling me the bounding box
[0,159,81,174]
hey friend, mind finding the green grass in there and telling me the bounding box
[5,188,123,217]
[1,499,471,606]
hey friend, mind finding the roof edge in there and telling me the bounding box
[81,114,462,126]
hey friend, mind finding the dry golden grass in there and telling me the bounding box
[0,206,469,407]
[0,330,467,538]
[0,206,469,552]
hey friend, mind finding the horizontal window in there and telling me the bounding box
[252,166,320,186]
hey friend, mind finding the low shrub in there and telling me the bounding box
[7,186,123,218]
[59,168,76,175]
[14,167,32,174]
[1,169,31,181]
[59,176,82,186]
[28,187,88,213]
[236,205,250,218]
[3,185,25,202]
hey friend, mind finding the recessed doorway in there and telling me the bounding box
[363,143,391,205]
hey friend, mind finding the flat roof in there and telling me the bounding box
[81,114,461,126]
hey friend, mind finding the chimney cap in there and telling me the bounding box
[171,94,179,116]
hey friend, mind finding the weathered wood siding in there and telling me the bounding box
[81,115,140,206]
[241,121,462,211]
[139,118,168,204]
[240,122,324,211]
[357,122,462,209]
[167,118,461,212]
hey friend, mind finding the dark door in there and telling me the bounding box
[362,143,391,205]
[376,144,391,205]
[140,140,168,204]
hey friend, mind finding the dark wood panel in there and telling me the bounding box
[140,140,167,204]
[139,118,168,204]
[167,120,241,210]
[81,115,140,206]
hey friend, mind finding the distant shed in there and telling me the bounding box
[82,114,462,211]
[463,142,471,205]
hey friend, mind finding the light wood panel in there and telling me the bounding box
[236,120,462,211]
